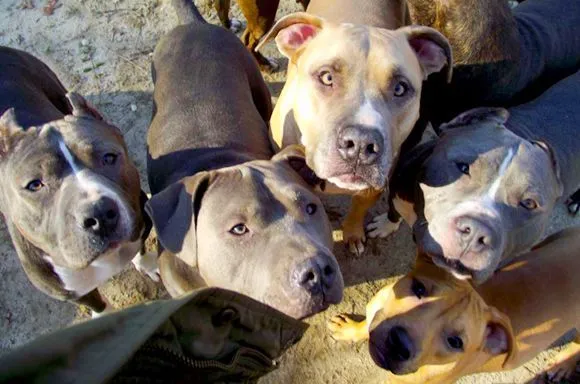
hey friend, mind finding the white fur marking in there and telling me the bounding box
[327,176,368,191]
[354,98,383,127]
[486,148,515,200]
[367,213,401,238]
[46,239,141,297]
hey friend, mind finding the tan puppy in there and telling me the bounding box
[256,1,452,254]
[328,228,580,383]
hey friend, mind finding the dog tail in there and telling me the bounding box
[172,0,206,25]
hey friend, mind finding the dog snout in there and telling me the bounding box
[385,326,415,363]
[294,256,337,295]
[337,126,382,165]
[455,216,497,254]
[79,196,119,236]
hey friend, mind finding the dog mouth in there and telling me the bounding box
[430,254,473,280]
[327,173,372,190]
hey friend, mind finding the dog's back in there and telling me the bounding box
[0,47,70,127]
[147,1,273,194]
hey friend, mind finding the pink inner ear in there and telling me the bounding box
[278,23,319,50]
[410,38,447,74]
[485,323,509,355]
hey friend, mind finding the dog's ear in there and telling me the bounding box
[65,92,104,121]
[0,108,27,158]
[256,12,324,60]
[145,172,211,267]
[400,26,453,83]
[439,107,510,135]
[484,307,517,369]
[530,140,564,199]
[272,144,323,188]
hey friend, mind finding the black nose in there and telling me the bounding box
[455,216,496,253]
[294,256,337,295]
[385,326,414,362]
[337,126,382,165]
[80,197,119,236]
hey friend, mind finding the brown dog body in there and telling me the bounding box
[329,227,580,383]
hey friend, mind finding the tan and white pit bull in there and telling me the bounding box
[328,227,580,383]
[256,0,452,254]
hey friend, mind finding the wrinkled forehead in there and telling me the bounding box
[437,124,522,159]
[8,118,124,170]
[200,162,312,221]
[300,24,423,87]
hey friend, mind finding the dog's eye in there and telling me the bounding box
[394,81,408,97]
[446,335,464,351]
[456,162,470,175]
[411,278,427,299]
[229,223,248,236]
[25,179,44,192]
[318,71,333,86]
[306,203,317,215]
[103,153,118,166]
[520,198,538,210]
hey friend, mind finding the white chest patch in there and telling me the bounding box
[46,239,141,297]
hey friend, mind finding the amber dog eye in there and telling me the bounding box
[319,71,333,86]
[411,278,426,299]
[306,203,317,215]
[456,162,470,175]
[447,335,464,351]
[229,223,248,236]
[520,198,538,210]
[25,179,44,192]
[103,153,118,166]
[394,81,408,97]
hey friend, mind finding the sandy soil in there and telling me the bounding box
[0,0,578,383]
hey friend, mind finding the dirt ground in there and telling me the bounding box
[0,0,579,383]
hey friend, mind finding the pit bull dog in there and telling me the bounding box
[406,0,580,129]
[213,0,309,71]
[146,0,343,319]
[255,0,453,254]
[369,70,580,283]
[0,47,156,315]
[328,227,580,384]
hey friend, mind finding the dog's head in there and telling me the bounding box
[146,145,344,319]
[259,13,452,191]
[0,93,144,269]
[367,256,516,381]
[413,108,562,283]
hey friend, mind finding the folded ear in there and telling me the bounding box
[0,108,26,158]
[484,307,517,369]
[439,107,509,135]
[400,25,453,83]
[65,92,104,121]
[145,172,211,267]
[272,144,322,188]
[256,12,324,60]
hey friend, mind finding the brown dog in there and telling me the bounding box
[257,1,452,254]
[212,0,308,71]
[329,228,580,383]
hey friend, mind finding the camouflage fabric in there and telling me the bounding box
[0,288,308,384]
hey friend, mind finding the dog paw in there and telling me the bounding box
[229,18,243,33]
[328,314,366,342]
[132,252,160,282]
[91,303,114,319]
[342,221,366,256]
[367,214,401,239]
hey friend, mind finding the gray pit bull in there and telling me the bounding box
[255,0,453,254]
[146,0,343,319]
[369,70,580,283]
[0,47,157,315]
